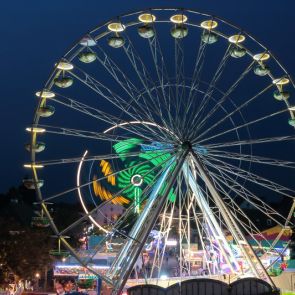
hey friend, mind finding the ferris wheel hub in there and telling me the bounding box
[181,140,192,150]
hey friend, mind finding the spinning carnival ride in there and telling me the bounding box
[24,8,295,294]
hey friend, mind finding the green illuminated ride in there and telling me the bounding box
[92,138,175,213]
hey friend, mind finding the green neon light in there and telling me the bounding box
[95,138,176,212]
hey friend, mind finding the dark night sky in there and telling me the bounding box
[0,0,294,193]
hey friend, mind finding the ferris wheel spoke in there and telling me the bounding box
[50,92,172,143]
[89,45,151,107]
[220,198,265,240]
[37,124,170,144]
[147,30,177,134]
[203,134,295,149]
[50,94,119,125]
[122,35,170,131]
[205,164,285,228]
[180,41,208,135]
[124,38,180,142]
[207,166,289,230]
[66,62,172,142]
[207,148,295,169]
[204,154,295,201]
[66,65,141,119]
[119,32,183,143]
[35,148,175,167]
[206,153,295,199]
[195,108,288,145]
[195,83,273,142]
[193,211,214,276]
[189,176,229,231]
[174,37,187,136]
[194,61,256,137]
[187,39,207,102]
[90,201,160,269]
[261,200,295,254]
[151,198,176,279]
[195,45,231,114]
[193,89,249,151]
[176,172,193,277]
[105,122,175,144]
[187,45,231,136]
[108,169,166,236]
[82,45,166,129]
[210,173,284,251]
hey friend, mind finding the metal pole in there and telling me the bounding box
[187,192,191,276]
[179,175,182,279]
[183,160,239,274]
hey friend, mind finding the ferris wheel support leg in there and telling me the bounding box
[182,161,240,274]
[110,148,189,295]
[191,152,277,289]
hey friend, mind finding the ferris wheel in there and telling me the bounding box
[24,8,295,294]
